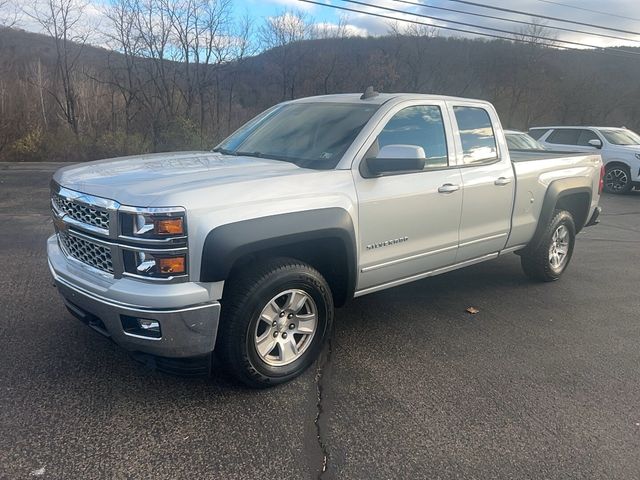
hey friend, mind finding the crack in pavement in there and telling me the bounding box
[313,338,333,479]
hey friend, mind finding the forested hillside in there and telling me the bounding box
[1,17,639,162]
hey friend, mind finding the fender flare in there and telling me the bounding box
[200,208,357,299]
[528,178,592,251]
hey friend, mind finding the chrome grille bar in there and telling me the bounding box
[58,231,114,274]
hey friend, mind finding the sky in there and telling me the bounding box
[4,0,640,50]
[245,0,640,48]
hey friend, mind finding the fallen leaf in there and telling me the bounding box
[30,467,45,477]
[466,307,479,315]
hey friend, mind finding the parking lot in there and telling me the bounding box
[1,162,639,479]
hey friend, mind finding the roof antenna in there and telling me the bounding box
[360,86,379,100]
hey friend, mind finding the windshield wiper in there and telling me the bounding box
[236,151,261,157]
[236,151,299,164]
[212,147,237,155]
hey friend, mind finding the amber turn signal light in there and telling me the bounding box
[154,218,184,235]
[157,256,186,274]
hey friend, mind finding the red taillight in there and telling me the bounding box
[599,164,605,194]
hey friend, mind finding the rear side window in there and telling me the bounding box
[375,105,448,168]
[453,106,498,165]
[546,129,580,145]
[528,128,548,140]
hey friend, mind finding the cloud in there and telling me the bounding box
[261,0,316,12]
[313,21,369,37]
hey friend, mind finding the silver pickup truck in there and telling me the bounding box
[48,91,603,387]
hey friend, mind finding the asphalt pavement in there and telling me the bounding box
[1,162,639,479]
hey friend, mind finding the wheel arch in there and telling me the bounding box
[527,178,592,252]
[200,208,357,307]
[604,160,632,171]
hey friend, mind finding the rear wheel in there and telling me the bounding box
[521,209,576,282]
[216,258,333,388]
[604,164,632,194]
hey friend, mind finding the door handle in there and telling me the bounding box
[438,183,460,194]
[494,177,512,186]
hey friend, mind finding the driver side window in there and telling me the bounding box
[369,105,449,169]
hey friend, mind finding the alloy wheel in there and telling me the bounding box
[605,168,629,192]
[253,289,318,366]
[548,224,570,270]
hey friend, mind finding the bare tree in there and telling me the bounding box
[310,16,353,94]
[503,20,558,127]
[28,59,49,128]
[388,21,439,92]
[512,19,558,48]
[224,13,254,134]
[104,0,146,134]
[259,10,312,100]
[23,0,89,135]
[0,0,19,28]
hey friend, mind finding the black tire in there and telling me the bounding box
[604,164,632,194]
[521,209,576,282]
[216,257,333,388]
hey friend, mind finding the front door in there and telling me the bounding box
[354,103,463,292]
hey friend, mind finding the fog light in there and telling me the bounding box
[121,315,162,338]
[157,256,186,274]
[134,252,187,277]
[139,319,160,332]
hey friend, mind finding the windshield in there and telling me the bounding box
[215,102,379,169]
[506,132,545,150]
[599,128,640,146]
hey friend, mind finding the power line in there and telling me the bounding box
[337,0,640,56]
[532,0,640,23]
[296,0,640,60]
[392,0,640,44]
[443,0,640,36]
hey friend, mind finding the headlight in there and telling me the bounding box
[121,208,186,240]
[119,206,188,280]
[635,153,640,160]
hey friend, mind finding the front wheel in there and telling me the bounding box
[216,258,333,388]
[521,209,576,282]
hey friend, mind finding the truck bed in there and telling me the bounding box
[506,150,602,248]
[509,150,589,163]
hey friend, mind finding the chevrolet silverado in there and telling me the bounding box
[48,90,603,387]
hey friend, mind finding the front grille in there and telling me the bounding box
[59,232,114,274]
[53,194,110,230]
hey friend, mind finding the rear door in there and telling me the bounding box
[353,101,463,292]
[449,103,515,261]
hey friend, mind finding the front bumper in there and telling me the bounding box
[48,235,221,359]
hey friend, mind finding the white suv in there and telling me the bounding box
[530,126,640,193]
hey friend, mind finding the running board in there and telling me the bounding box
[354,253,499,298]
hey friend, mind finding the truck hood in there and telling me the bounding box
[54,151,310,207]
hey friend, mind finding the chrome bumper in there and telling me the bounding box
[48,235,220,358]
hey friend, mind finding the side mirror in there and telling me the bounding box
[365,145,426,175]
[588,139,602,149]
